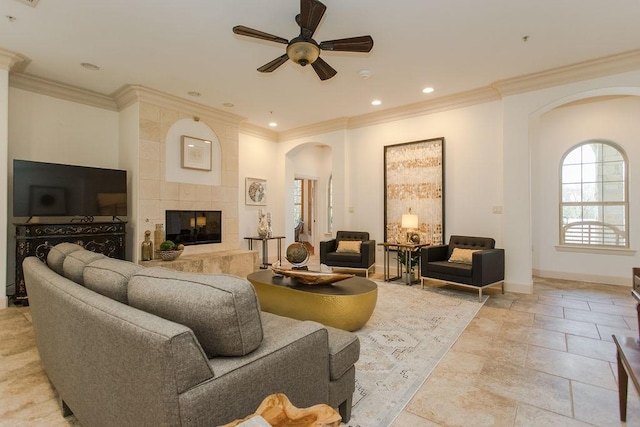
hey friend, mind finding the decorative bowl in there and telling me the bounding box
[155,249,183,261]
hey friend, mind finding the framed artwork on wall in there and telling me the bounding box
[181,135,212,171]
[384,137,445,245]
[245,177,267,206]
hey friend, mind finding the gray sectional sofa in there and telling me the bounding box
[23,243,359,426]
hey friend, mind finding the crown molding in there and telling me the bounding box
[10,72,117,111]
[274,49,640,141]
[0,47,24,71]
[112,84,246,126]
[276,87,500,142]
[6,48,640,140]
[348,87,501,130]
[239,122,278,141]
[492,48,640,96]
[278,117,350,142]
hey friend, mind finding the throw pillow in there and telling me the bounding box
[128,267,263,358]
[336,240,362,253]
[448,248,478,265]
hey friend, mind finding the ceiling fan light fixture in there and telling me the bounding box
[286,41,320,66]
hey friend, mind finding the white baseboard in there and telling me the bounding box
[533,269,631,287]
[504,281,533,295]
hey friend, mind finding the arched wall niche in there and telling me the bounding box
[165,118,222,185]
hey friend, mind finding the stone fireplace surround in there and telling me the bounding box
[117,85,247,268]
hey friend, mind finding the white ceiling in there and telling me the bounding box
[2,0,640,132]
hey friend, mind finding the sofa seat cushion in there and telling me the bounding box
[325,326,360,380]
[128,267,263,358]
[324,252,362,265]
[427,260,473,278]
[47,242,84,275]
[212,312,328,377]
[62,250,106,285]
[84,258,144,304]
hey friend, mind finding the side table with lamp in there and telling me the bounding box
[378,207,429,285]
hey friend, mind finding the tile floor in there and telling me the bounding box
[1,270,639,426]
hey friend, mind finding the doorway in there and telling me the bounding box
[293,178,317,254]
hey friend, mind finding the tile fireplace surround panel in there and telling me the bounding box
[140,250,257,277]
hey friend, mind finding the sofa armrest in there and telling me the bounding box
[420,245,449,277]
[471,248,505,286]
[320,239,337,261]
[360,240,376,267]
[421,245,449,263]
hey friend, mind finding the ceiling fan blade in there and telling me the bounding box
[298,0,326,38]
[232,26,289,45]
[319,35,374,52]
[311,57,337,81]
[257,54,290,73]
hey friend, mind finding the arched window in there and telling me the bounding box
[560,140,628,247]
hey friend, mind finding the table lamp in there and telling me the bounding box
[401,208,419,243]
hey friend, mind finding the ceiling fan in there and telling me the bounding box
[232,0,374,81]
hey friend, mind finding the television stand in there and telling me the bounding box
[13,221,127,305]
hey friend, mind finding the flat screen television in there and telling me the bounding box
[13,159,127,218]
[165,210,222,245]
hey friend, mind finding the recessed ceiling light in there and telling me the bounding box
[223,102,234,108]
[371,100,382,106]
[359,69,372,79]
[188,91,201,97]
[422,87,434,94]
[269,122,278,127]
[80,62,99,71]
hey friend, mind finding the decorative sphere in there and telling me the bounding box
[286,242,310,267]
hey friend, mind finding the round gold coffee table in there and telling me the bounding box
[247,270,377,331]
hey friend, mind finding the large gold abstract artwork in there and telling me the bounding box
[384,138,445,245]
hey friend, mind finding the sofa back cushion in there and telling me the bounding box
[84,258,144,304]
[448,235,495,258]
[47,242,84,275]
[336,231,369,243]
[128,267,263,358]
[62,249,106,285]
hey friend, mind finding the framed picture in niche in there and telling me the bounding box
[181,135,212,171]
[245,177,267,206]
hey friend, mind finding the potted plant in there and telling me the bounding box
[397,250,419,283]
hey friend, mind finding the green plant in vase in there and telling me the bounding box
[397,250,419,271]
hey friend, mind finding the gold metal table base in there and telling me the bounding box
[247,270,377,331]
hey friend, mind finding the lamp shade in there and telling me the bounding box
[401,213,418,229]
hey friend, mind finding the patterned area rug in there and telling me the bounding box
[347,281,486,427]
